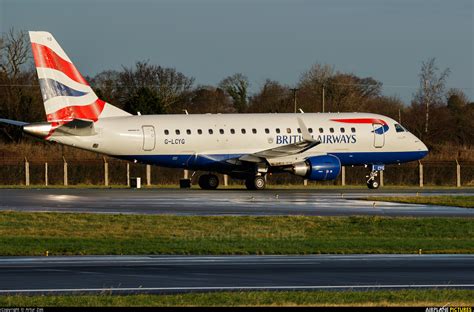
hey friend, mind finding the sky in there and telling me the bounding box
[1,0,473,104]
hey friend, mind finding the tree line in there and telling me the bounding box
[0,29,473,156]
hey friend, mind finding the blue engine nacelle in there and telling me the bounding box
[292,155,341,181]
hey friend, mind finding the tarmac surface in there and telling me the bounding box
[0,188,472,217]
[0,255,472,294]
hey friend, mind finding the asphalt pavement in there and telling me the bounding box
[0,188,472,217]
[0,254,472,294]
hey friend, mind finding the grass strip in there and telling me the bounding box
[0,289,472,307]
[0,212,472,255]
[367,196,474,208]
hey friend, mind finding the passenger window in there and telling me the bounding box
[219,129,224,134]
[319,128,324,133]
[286,128,291,134]
[340,128,345,133]
[164,129,169,135]
[252,128,257,134]
[351,127,356,133]
[186,129,191,135]
[175,129,180,135]
[330,128,334,133]
[241,128,246,134]
[198,129,202,135]
[297,128,301,133]
[230,129,235,134]
[208,129,213,134]
[265,128,270,134]
[308,128,313,133]
[276,128,280,134]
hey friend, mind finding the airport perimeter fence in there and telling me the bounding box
[0,157,473,187]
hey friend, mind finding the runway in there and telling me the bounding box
[0,255,472,294]
[0,188,473,217]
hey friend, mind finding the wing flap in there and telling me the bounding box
[238,117,320,164]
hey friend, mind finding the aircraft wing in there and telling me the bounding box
[237,117,320,165]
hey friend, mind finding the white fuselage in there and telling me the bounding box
[48,112,428,174]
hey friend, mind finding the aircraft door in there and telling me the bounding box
[372,123,385,148]
[142,126,156,151]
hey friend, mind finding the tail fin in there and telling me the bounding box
[29,31,130,122]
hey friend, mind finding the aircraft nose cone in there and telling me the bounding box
[417,140,429,159]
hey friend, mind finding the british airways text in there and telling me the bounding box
[276,134,357,144]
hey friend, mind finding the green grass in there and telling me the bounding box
[367,196,474,208]
[0,212,472,255]
[0,289,472,307]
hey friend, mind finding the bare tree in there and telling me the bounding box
[0,28,43,142]
[298,63,334,112]
[0,28,29,80]
[218,73,249,113]
[248,79,291,113]
[187,86,235,114]
[414,58,450,134]
[119,61,194,113]
[90,70,121,105]
[446,88,469,111]
[299,63,334,89]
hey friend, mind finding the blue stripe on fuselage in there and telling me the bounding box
[115,150,428,170]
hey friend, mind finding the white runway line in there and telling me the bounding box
[0,284,473,294]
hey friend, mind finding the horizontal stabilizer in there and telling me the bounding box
[0,118,29,127]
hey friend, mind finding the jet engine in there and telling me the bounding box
[292,155,341,181]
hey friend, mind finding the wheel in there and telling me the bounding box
[207,174,219,189]
[198,174,219,190]
[367,179,379,189]
[245,176,266,190]
[254,176,266,190]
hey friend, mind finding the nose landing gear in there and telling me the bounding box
[366,164,384,189]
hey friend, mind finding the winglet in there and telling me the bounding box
[297,117,315,142]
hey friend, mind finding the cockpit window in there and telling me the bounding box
[395,123,406,133]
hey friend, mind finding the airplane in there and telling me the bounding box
[0,31,428,190]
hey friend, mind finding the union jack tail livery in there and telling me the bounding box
[29,31,130,123]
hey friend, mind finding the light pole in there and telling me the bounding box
[321,83,325,113]
[290,88,299,113]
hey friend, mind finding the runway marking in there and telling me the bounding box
[1,254,473,264]
[0,284,473,294]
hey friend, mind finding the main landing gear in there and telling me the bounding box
[245,175,266,190]
[366,164,384,189]
[198,174,219,190]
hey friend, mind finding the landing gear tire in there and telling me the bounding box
[366,168,381,190]
[198,174,219,190]
[245,176,266,190]
[367,179,379,189]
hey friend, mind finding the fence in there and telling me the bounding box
[0,157,473,187]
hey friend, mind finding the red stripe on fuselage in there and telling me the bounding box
[330,118,387,125]
[46,99,105,122]
[31,43,89,86]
